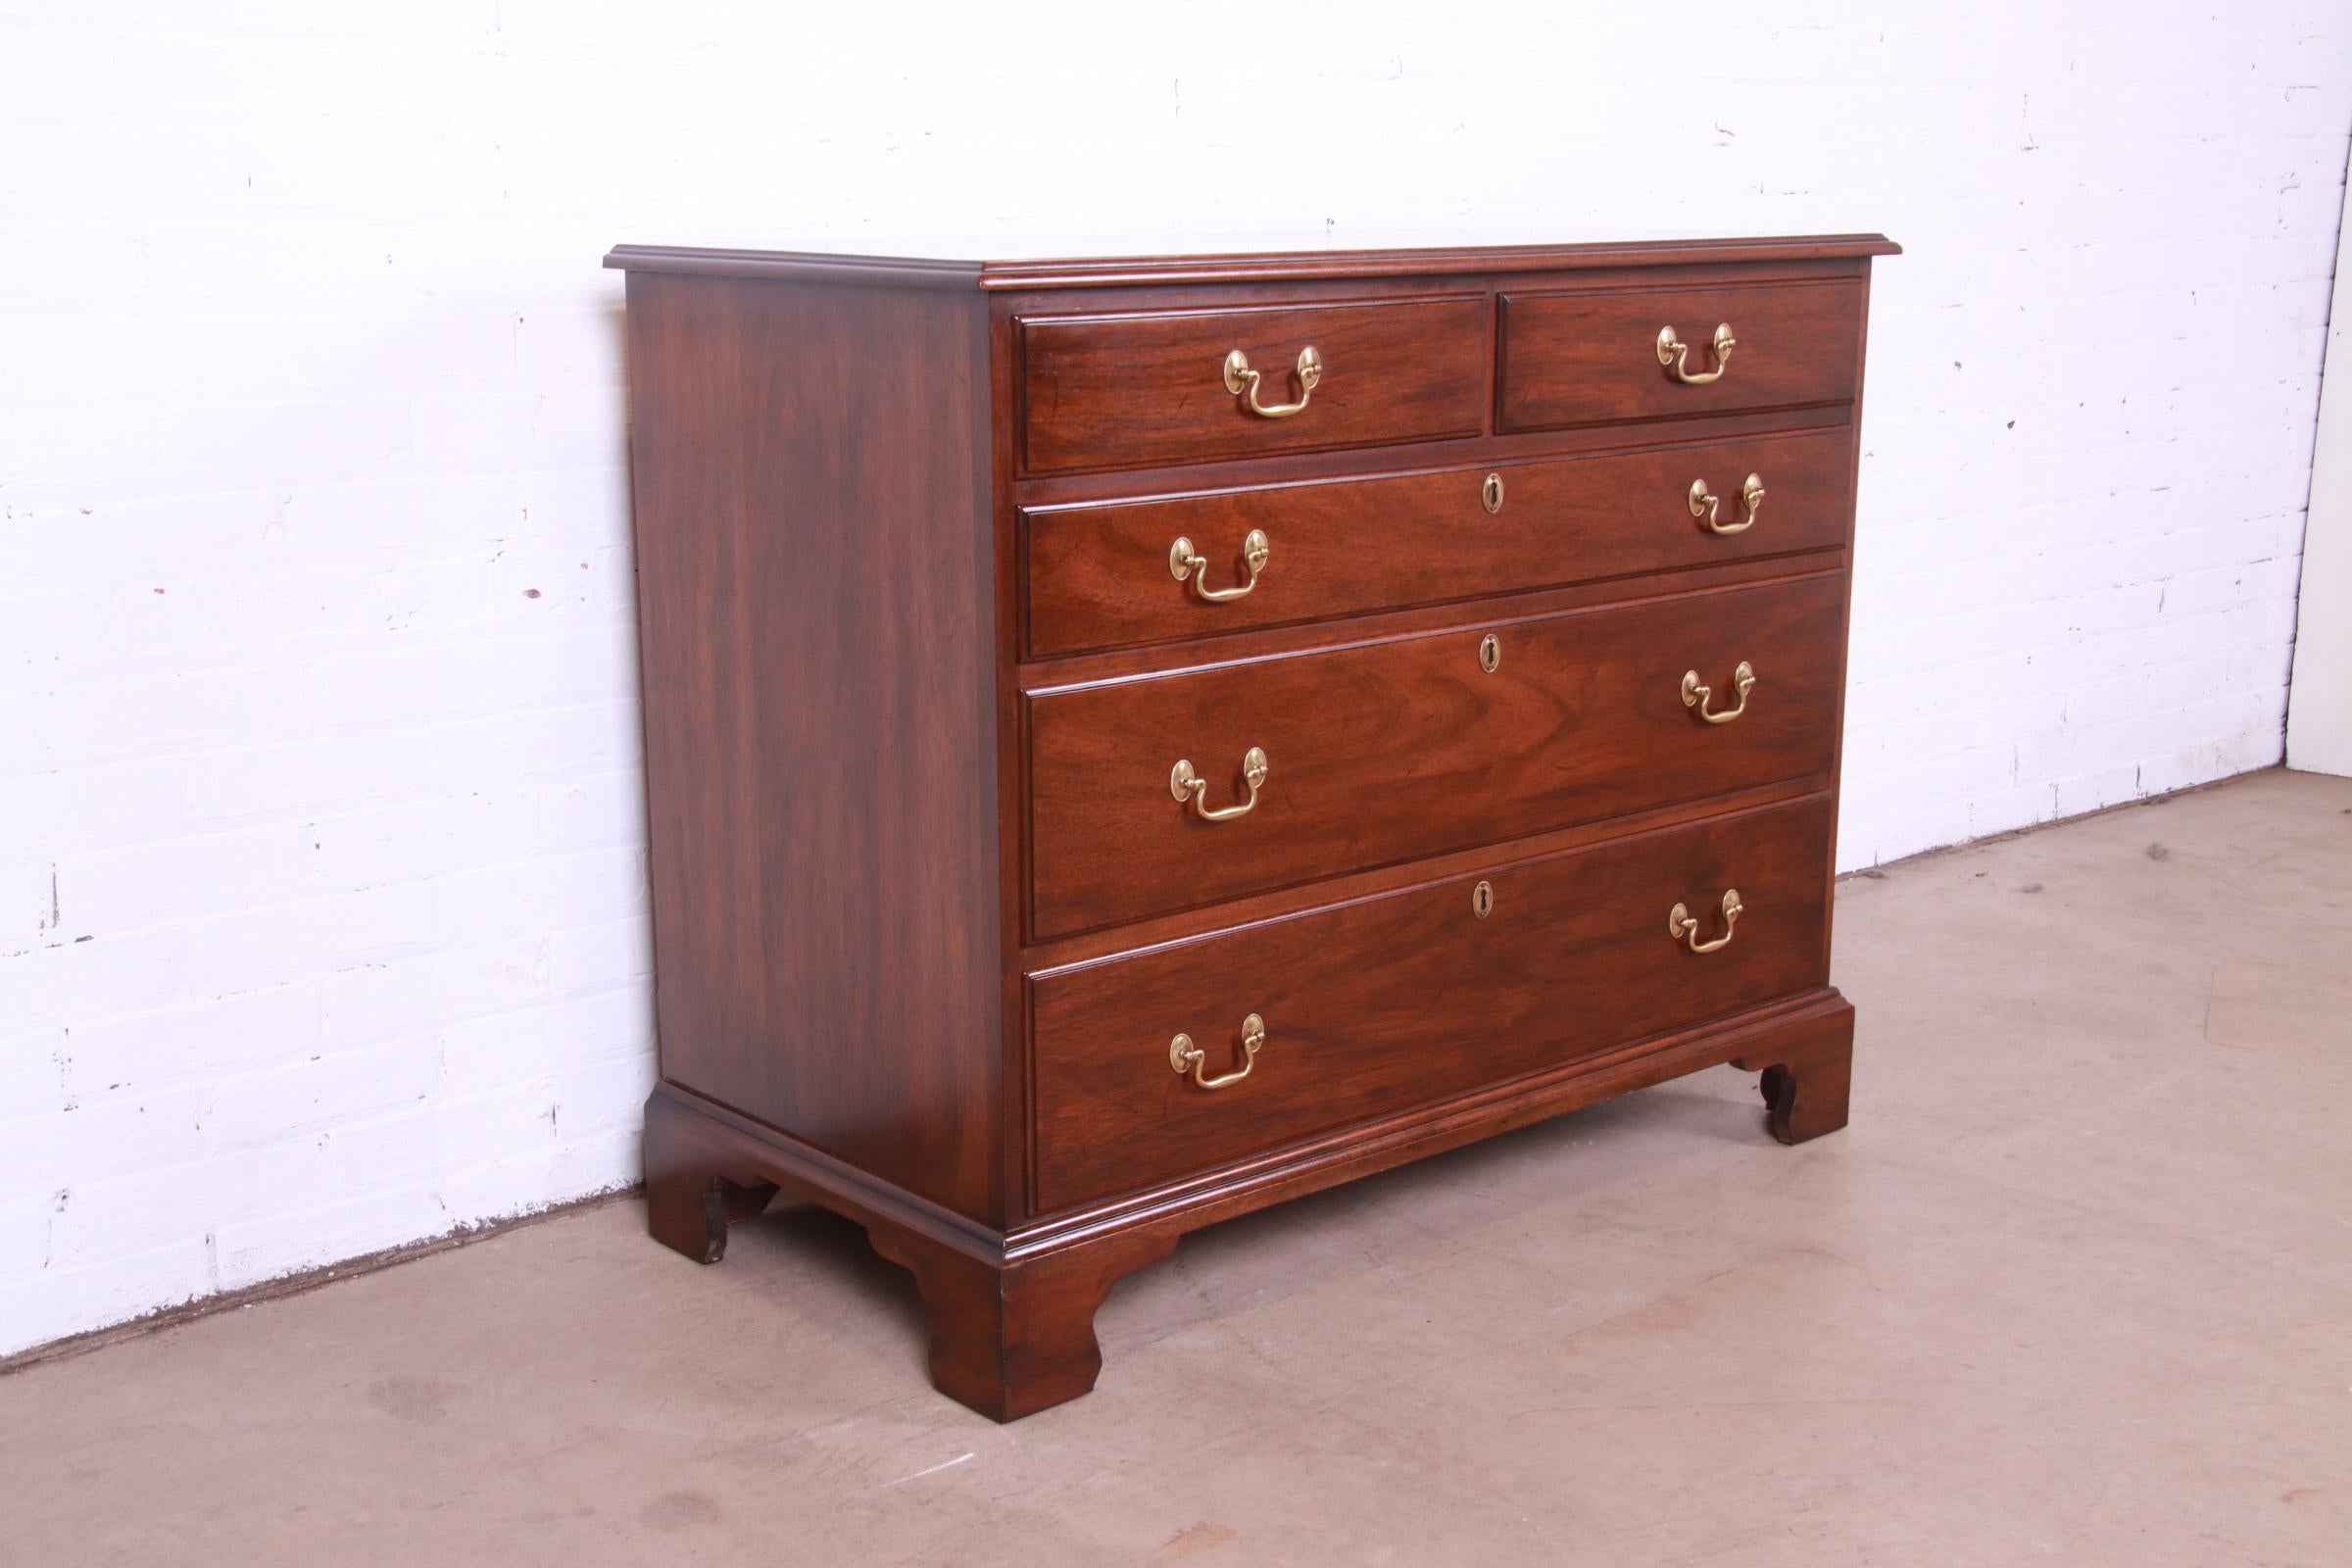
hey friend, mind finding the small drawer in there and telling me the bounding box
[1029,794,1834,1212]
[1018,297,1488,475]
[1023,428,1855,658]
[1025,572,1845,940]
[1499,280,1864,432]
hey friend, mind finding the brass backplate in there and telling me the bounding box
[1478,633,1500,673]
[1472,879,1494,918]
[1482,472,1505,514]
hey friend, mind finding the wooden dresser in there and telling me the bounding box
[610,234,1896,1420]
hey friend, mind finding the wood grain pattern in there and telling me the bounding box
[610,236,1888,1422]
[1815,259,1880,967]
[642,1084,1177,1420]
[605,234,1900,289]
[1499,280,1865,430]
[1027,572,1846,939]
[644,981,1852,1418]
[1744,1024,1854,1145]
[982,237,1899,290]
[867,1220,1180,1421]
[622,271,1003,1221]
[1019,297,1488,473]
[1023,427,1856,658]
[1030,794,1835,1211]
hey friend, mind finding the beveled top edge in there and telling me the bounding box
[603,245,988,289]
[604,234,1901,290]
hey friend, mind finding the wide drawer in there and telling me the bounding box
[1019,297,1488,475]
[1026,572,1844,940]
[1024,428,1855,658]
[1498,280,1864,432]
[1030,794,1835,1211]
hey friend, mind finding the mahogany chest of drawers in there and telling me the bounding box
[610,234,1896,1420]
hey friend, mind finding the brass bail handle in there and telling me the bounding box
[1223,346,1323,418]
[1682,661,1756,724]
[1668,889,1742,954]
[1169,528,1272,602]
[1656,321,1736,385]
[1170,746,1270,821]
[1688,473,1765,535]
[1169,1012,1268,1090]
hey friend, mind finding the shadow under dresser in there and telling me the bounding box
[607,233,1898,1420]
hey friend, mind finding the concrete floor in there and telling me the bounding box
[5,768,2349,1565]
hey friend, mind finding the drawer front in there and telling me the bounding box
[1031,795,1835,1212]
[1027,573,1844,940]
[1499,281,1863,432]
[1024,429,1855,658]
[1019,297,1488,475]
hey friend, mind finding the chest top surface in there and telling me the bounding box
[604,233,1900,289]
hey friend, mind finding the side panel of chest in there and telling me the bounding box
[624,272,1004,1221]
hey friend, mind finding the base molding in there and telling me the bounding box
[644,986,1854,1420]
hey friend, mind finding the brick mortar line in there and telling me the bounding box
[1835,760,2284,877]
[0,1183,640,1378]
[1,759,2304,1375]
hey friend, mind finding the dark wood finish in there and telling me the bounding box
[641,1085,1174,1420]
[644,984,1855,1414]
[1021,773,1823,975]
[1019,297,1488,474]
[1023,427,1855,658]
[1816,258,1880,974]
[606,234,1901,290]
[643,1090,781,1263]
[1498,280,1865,431]
[620,272,1002,1220]
[865,1220,1180,1421]
[1032,795,1832,1211]
[1027,572,1845,939]
[611,236,1891,1421]
[1017,523,1848,703]
[1737,1007,1854,1144]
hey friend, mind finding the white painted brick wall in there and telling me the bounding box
[3,1,2345,1355]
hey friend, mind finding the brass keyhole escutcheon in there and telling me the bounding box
[1482,472,1505,514]
[1472,879,1494,919]
[1479,634,1500,673]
